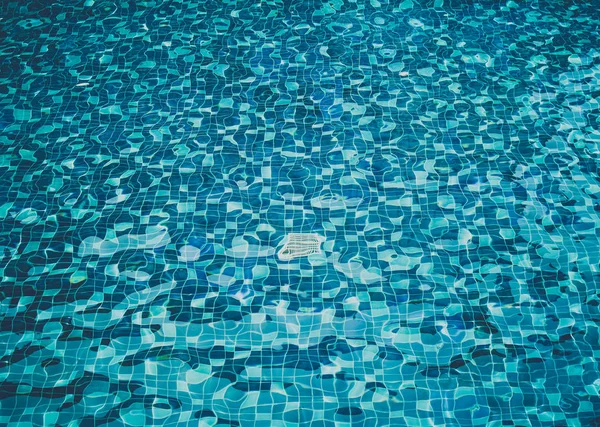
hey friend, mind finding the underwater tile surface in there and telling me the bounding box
[1,0,600,425]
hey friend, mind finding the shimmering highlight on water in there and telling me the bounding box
[1,0,600,426]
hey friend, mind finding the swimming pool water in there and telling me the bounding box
[1,0,600,425]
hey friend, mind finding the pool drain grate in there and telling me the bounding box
[277,233,325,261]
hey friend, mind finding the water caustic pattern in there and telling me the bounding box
[1,0,600,425]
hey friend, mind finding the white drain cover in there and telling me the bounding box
[277,233,325,261]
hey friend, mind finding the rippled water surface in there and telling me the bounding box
[1,0,600,426]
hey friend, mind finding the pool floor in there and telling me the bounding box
[1,0,600,426]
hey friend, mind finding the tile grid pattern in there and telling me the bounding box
[1,0,600,426]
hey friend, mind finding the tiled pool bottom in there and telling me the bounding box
[1,0,600,425]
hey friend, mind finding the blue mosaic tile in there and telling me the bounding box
[1,0,600,426]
